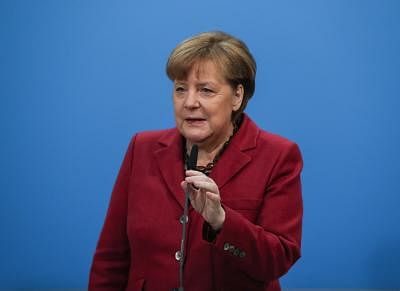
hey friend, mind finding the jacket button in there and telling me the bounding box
[175,250,182,261]
[179,215,188,224]
[223,242,230,251]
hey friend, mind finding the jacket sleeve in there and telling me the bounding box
[211,142,303,283]
[88,135,136,290]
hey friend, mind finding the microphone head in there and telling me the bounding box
[187,144,198,170]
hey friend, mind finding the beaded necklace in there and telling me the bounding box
[184,121,240,176]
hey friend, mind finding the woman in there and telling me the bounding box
[89,31,303,291]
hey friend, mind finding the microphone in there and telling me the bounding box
[177,144,198,291]
[187,144,198,170]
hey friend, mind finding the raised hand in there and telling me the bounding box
[181,170,225,230]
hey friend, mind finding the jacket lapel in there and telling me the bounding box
[153,114,259,206]
[210,146,251,190]
[154,129,186,209]
[210,114,259,190]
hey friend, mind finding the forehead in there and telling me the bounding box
[175,60,226,84]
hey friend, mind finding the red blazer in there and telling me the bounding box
[89,114,303,291]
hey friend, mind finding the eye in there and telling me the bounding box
[200,87,214,94]
[175,86,186,93]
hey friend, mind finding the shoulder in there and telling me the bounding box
[240,114,299,151]
[258,129,298,152]
[122,128,179,162]
[240,115,302,164]
[132,128,175,143]
[258,129,302,168]
[124,127,181,156]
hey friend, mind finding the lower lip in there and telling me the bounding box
[186,119,206,126]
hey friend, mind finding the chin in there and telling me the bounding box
[184,135,207,144]
[182,132,209,144]
[180,126,210,142]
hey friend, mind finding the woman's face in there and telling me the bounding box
[173,60,243,149]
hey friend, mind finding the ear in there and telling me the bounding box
[232,84,244,111]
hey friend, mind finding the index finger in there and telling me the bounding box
[185,170,206,177]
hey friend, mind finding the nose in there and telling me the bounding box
[183,89,200,110]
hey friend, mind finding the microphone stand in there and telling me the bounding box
[176,144,198,291]
[178,187,190,291]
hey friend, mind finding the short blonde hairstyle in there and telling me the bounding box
[166,31,256,120]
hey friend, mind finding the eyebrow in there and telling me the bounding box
[174,81,217,87]
[197,82,216,87]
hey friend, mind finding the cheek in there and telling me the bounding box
[173,99,182,115]
[210,102,232,120]
[173,102,185,128]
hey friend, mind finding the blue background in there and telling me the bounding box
[1,0,399,288]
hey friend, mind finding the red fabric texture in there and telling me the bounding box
[89,114,303,291]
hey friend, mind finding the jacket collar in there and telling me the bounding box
[153,114,259,208]
[209,114,259,190]
[153,129,185,208]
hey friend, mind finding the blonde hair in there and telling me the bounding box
[166,31,256,120]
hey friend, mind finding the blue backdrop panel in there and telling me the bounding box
[1,0,399,288]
